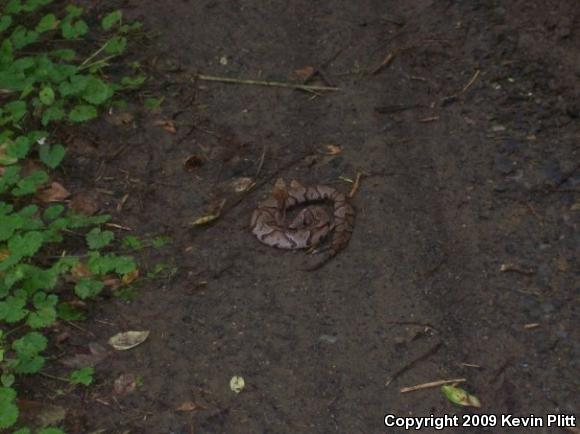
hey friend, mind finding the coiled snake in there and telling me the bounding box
[250,179,355,270]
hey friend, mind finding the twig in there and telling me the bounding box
[255,144,267,179]
[461,69,481,94]
[385,341,442,386]
[64,320,96,336]
[40,372,70,383]
[348,171,364,198]
[385,320,439,333]
[400,378,466,393]
[196,74,339,93]
[370,52,396,75]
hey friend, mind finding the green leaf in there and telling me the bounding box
[74,277,104,299]
[39,85,55,105]
[36,13,58,33]
[86,227,114,249]
[0,166,20,193]
[0,293,28,323]
[104,36,127,55]
[101,10,122,31]
[12,331,48,356]
[11,170,48,196]
[58,74,89,96]
[5,0,23,14]
[0,387,18,429]
[144,97,163,110]
[39,143,65,168]
[8,230,44,257]
[38,428,65,434]
[70,367,94,386]
[1,374,15,388]
[6,136,31,160]
[441,385,481,408]
[13,428,32,434]
[120,74,145,88]
[10,26,39,49]
[43,204,65,220]
[68,104,97,122]
[57,302,85,321]
[65,4,83,18]
[82,77,113,105]
[0,16,13,33]
[51,48,76,60]
[41,105,65,125]
[27,291,58,328]
[122,235,142,250]
[0,214,24,241]
[152,235,172,248]
[4,100,27,124]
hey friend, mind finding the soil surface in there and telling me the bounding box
[26,0,580,433]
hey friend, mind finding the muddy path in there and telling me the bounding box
[33,0,579,433]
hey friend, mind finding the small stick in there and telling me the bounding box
[461,69,481,94]
[400,378,466,393]
[348,172,364,198]
[385,341,442,386]
[255,144,267,179]
[370,52,396,75]
[196,74,339,93]
[418,116,439,123]
[459,362,482,369]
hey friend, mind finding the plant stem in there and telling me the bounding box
[196,74,340,92]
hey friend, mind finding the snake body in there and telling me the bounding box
[250,180,355,269]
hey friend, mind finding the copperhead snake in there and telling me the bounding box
[250,179,355,270]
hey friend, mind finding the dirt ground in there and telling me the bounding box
[23,0,579,433]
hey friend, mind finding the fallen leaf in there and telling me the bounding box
[37,182,70,202]
[106,111,134,127]
[191,214,219,226]
[102,276,121,290]
[121,269,139,286]
[231,177,254,193]
[323,144,342,155]
[294,66,315,79]
[183,154,204,172]
[60,342,109,368]
[17,400,66,427]
[229,375,245,394]
[113,373,138,396]
[176,401,199,412]
[108,330,150,351]
[71,262,92,279]
[441,384,481,408]
[154,119,176,134]
[70,191,100,215]
[0,248,10,261]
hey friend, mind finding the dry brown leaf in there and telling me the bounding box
[17,400,66,427]
[323,144,342,155]
[121,269,139,286]
[176,401,201,412]
[231,177,254,193]
[154,119,177,134]
[191,214,219,226]
[71,262,92,279]
[69,191,100,216]
[183,154,204,172]
[37,182,70,202]
[106,111,134,126]
[103,276,121,290]
[113,373,138,396]
[60,342,109,368]
[0,248,10,262]
[294,66,315,79]
[108,330,150,351]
